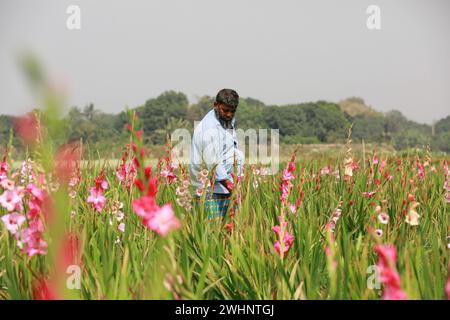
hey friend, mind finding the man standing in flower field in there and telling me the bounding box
[189,89,244,218]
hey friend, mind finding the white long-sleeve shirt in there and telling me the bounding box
[189,109,244,194]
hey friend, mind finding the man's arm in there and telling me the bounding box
[218,179,233,193]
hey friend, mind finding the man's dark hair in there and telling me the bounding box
[215,89,239,108]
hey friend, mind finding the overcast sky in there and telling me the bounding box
[0,0,449,124]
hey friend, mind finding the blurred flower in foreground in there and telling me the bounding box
[32,278,58,300]
[128,112,181,237]
[143,204,181,237]
[14,112,41,147]
[374,244,407,300]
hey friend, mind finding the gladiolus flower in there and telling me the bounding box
[87,173,108,212]
[325,206,342,232]
[0,158,8,182]
[444,180,450,192]
[374,244,407,300]
[1,179,15,190]
[195,187,204,197]
[1,213,26,234]
[362,191,377,198]
[288,203,297,214]
[132,195,158,218]
[405,202,420,226]
[17,222,48,257]
[143,204,181,237]
[274,232,295,257]
[378,212,389,224]
[445,192,450,204]
[0,189,23,212]
[87,187,106,212]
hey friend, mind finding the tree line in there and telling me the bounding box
[1,91,449,155]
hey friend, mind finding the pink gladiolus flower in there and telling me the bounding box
[132,195,158,218]
[417,164,425,180]
[17,219,48,257]
[0,189,23,212]
[271,219,288,236]
[279,152,296,204]
[272,225,281,235]
[26,183,45,201]
[87,187,106,212]
[288,203,297,214]
[274,232,295,257]
[378,212,389,224]
[118,223,125,233]
[374,244,407,300]
[445,192,450,204]
[325,207,342,232]
[116,149,137,190]
[362,191,377,198]
[352,160,360,171]
[116,211,124,222]
[282,168,295,181]
[0,179,15,190]
[87,173,108,212]
[1,213,26,234]
[444,180,450,192]
[161,169,176,180]
[0,158,8,182]
[143,204,181,237]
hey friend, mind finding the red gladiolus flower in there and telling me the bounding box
[135,178,145,193]
[225,221,234,232]
[144,166,152,179]
[147,176,158,197]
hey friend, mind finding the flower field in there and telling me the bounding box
[0,125,449,299]
[0,58,449,300]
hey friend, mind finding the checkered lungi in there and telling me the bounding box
[194,193,234,219]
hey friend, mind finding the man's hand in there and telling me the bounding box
[219,179,234,193]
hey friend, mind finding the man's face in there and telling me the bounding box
[214,102,237,122]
